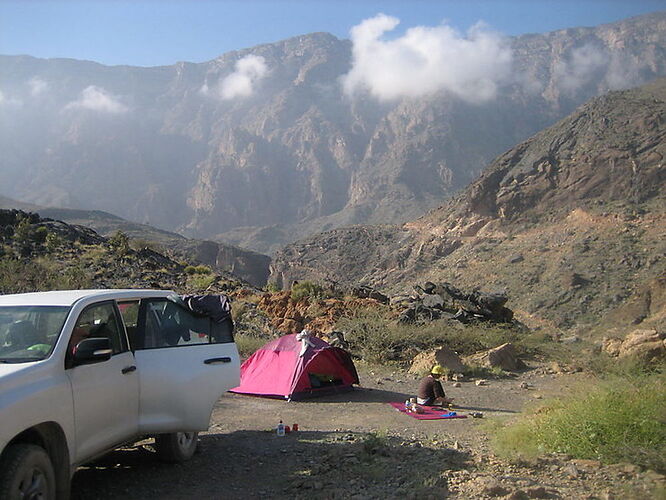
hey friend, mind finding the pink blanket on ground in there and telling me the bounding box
[388,402,468,420]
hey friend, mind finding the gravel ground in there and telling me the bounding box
[71,365,665,499]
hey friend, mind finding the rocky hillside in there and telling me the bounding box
[0,198,271,286]
[270,78,666,334]
[1,13,665,254]
[0,209,249,295]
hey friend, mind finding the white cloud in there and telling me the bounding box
[202,54,268,100]
[28,77,48,96]
[65,86,128,113]
[341,14,513,103]
[0,89,23,108]
[554,43,608,93]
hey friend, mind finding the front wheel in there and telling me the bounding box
[154,432,199,463]
[0,444,56,500]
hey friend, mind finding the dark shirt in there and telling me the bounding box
[418,375,445,400]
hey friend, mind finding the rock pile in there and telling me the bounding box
[398,281,514,324]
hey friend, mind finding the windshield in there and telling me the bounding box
[0,306,71,363]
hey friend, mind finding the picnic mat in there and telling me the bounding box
[388,402,468,420]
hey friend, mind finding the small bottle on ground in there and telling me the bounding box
[277,420,285,436]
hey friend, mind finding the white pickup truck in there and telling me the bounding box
[0,289,240,500]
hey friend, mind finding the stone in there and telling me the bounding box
[560,335,580,344]
[519,381,530,389]
[485,483,510,497]
[618,329,665,361]
[452,382,462,388]
[475,379,488,386]
[507,490,529,500]
[602,337,623,356]
[465,343,525,371]
[572,459,601,468]
[526,486,549,498]
[409,345,467,374]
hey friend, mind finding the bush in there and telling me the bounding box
[0,256,92,293]
[491,372,666,472]
[234,333,268,360]
[335,307,525,364]
[108,230,130,256]
[187,274,215,291]
[44,232,63,253]
[291,281,325,301]
[266,281,281,293]
[184,265,212,275]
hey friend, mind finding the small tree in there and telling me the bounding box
[291,280,325,302]
[108,230,131,256]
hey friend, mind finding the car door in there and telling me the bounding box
[66,301,139,463]
[133,298,240,433]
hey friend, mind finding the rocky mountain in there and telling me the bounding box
[1,13,665,254]
[270,78,666,334]
[0,197,271,286]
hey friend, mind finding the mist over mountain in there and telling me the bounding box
[1,13,665,254]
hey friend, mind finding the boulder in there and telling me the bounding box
[618,329,665,361]
[465,343,525,371]
[602,337,623,357]
[408,346,467,374]
[603,329,665,362]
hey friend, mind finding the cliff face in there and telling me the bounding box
[270,78,666,332]
[1,15,665,254]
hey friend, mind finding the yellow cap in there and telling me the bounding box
[431,365,446,375]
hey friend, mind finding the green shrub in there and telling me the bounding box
[234,333,268,360]
[291,281,325,301]
[491,372,666,472]
[335,307,524,365]
[44,232,63,253]
[184,264,211,275]
[266,281,281,292]
[0,256,92,293]
[187,274,215,291]
[34,226,48,244]
[108,230,130,256]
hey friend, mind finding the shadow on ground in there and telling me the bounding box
[71,430,472,499]
[296,387,412,404]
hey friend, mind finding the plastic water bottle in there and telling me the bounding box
[277,420,285,437]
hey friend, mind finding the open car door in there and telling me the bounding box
[133,298,240,433]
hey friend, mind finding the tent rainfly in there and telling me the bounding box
[229,333,359,400]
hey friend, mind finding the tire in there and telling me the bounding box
[154,432,198,463]
[0,444,56,500]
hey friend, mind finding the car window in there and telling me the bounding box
[117,300,140,348]
[69,302,126,356]
[136,299,212,349]
[0,306,70,363]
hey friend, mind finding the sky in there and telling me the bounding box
[1,1,665,67]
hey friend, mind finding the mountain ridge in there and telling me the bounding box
[1,13,665,254]
[269,78,666,334]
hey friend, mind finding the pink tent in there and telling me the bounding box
[229,333,359,400]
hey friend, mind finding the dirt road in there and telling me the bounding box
[71,366,663,499]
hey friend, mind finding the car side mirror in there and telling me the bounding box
[72,337,113,366]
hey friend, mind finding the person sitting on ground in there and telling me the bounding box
[417,365,454,406]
